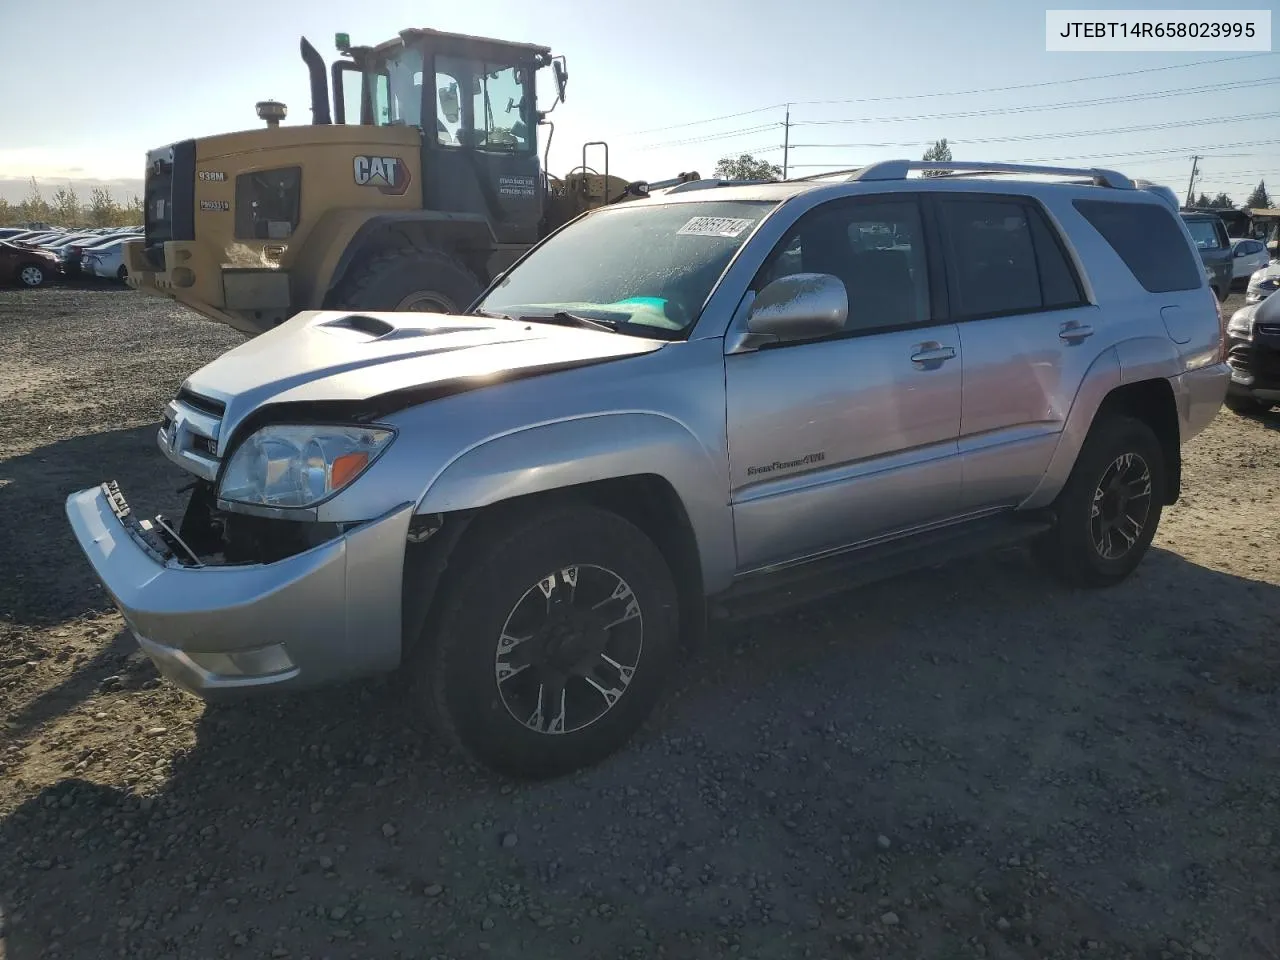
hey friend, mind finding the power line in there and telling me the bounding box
[790,77,1280,127]
[636,79,1280,152]
[793,53,1275,106]
[614,52,1274,138]
[786,111,1280,152]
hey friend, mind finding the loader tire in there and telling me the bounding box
[331,246,484,315]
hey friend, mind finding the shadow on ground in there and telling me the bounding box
[0,424,192,627]
[2,542,1278,960]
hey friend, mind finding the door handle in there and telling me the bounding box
[1059,322,1094,342]
[910,343,956,368]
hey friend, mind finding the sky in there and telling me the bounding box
[1,0,1277,205]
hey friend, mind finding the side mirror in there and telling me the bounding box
[553,59,568,103]
[439,83,460,124]
[745,273,848,343]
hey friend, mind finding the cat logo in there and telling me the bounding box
[353,156,412,196]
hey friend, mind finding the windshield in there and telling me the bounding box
[1184,218,1226,250]
[476,199,778,336]
[369,46,424,126]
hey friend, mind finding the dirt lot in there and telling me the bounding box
[1,285,1277,960]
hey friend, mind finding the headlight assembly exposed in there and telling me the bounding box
[218,424,395,508]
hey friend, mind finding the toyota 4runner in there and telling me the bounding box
[66,160,1230,779]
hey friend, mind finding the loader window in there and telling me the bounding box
[369,46,423,127]
[434,55,533,153]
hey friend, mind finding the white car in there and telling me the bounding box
[80,238,133,282]
[1230,237,1270,281]
[1246,260,1280,304]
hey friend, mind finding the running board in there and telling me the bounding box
[709,512,1054,622]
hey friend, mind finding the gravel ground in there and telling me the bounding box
[1,285,1278,960]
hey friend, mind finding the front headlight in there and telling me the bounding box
[1226,308,1255,341]
[218,424,395,508]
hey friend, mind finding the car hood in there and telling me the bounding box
[182,309,670,446]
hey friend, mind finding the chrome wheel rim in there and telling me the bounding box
[494,565,643,736]
[1090,452,1152,561]
[394,291,455,312]
[19,266,42,286]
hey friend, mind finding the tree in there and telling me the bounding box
[1195,192,1212,208]
[0,199,14,225]
[1208,192,1234,209]
[51,183,82,226]
[1245,180,1273,210]
[921,138,953,177]
[125,194,144,224]
[88,186,120,227]
[18,177,51,224]
[714,152,782,182]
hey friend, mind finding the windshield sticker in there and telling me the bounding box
[677,216,756,238]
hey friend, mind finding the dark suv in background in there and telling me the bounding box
[1181,211,1233,301]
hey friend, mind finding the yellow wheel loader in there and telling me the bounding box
[124,28,700,337]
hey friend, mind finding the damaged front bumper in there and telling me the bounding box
[64,481,413,698]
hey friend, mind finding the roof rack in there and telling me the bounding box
[662,178,774,195]
[844,160,1134,190]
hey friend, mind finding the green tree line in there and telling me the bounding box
[0,177,143,228]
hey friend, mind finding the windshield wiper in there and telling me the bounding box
[515,311,618,333]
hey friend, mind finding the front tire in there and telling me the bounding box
[1035,415,1166,588]
[330,246,483,314]
[413,505,681,779]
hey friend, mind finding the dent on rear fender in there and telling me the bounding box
[414,413,739,595]
[1018,347,1123,511]
[1113,336,1182,383]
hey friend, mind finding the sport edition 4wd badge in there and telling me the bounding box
[353,156,412,196]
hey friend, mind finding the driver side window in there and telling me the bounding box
[753,198,933,334]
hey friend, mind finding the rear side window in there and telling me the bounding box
[937,197,1085,318]
[1073,200,1202,293]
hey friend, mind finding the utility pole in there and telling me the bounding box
[782,104,791,180]
[1185,155,1202,207]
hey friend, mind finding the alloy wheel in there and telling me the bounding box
[1090,452,1153,561]
[19,266,44,287]
[494,564,644,736]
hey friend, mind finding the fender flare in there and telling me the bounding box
[1019,346,1122,510]
[414,412,736,593]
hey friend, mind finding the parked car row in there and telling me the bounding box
[0,224,142,287]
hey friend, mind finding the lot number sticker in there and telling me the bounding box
[677,216,756,238]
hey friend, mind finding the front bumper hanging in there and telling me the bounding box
[64,481,414,697]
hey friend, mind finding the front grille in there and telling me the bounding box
[1229,341,1280,383]
[159,390,224,481]
[143,139,196,269]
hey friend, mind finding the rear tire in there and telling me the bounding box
[1034,414,1166,589]
[410,505,681,780]
[330,246,483,314]
[18,264,45,287]
[116,265,128,282]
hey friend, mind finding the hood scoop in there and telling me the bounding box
[317,313,492,342]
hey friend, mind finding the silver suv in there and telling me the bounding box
[66,160,1230,779]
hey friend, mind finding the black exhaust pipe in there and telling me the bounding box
[300,36,332,125]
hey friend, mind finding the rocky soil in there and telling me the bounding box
[1,285,1278,960]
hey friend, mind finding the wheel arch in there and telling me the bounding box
[322,211,498,308]
[399,413,736,657]
[1021,344,1184,509]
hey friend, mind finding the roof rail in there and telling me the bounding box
[662,178,773,195]
[847,159,1134,190]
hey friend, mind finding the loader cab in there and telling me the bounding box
[330,27,566,246]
